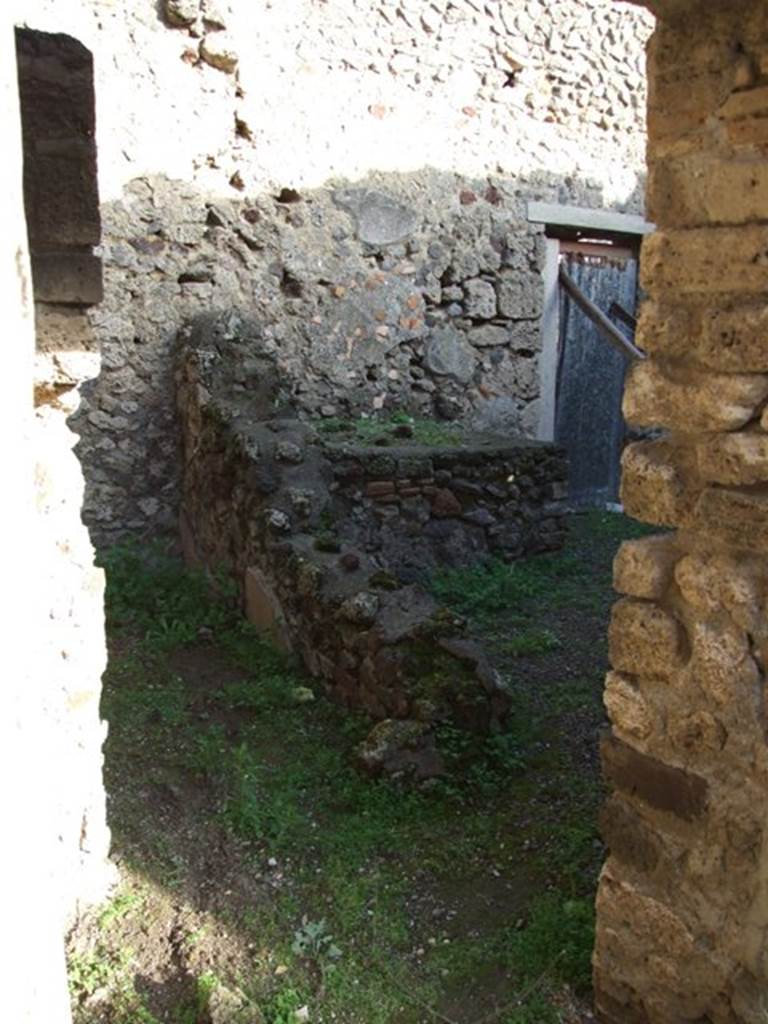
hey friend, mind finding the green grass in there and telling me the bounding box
[430,509,655,627]
[75,512,650,1023]
[317,411,465,447]
[496,628,560,658]
[430,551,585,623]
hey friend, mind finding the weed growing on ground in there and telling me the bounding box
[497,627,560,657]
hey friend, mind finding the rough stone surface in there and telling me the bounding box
[608,598,686,678]
[176,331,566,729]
[333,188,417,246]
[623,360,768,433]
[620,440,698,527]
[423,327,478,385]
[13,0,651,543]
[354,719,444,782]
[613,534,678,600]
[601,734,708,822]
[596,5,768,1020]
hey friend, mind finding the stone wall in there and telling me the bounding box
[594,2,768,1021]
[176,321,566,730]
[327,433,567,579]
[17,0,652,544]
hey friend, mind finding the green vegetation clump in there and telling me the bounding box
[317,411,465,447]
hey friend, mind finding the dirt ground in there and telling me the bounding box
[66,510,650,1024]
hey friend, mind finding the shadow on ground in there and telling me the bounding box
[65,510,652,1024]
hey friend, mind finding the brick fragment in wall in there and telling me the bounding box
[648,154,768,228]
[620,440,697,528]
[623,360,768,433]
[697,431,768,485]
[599,795,661,874]
[641,226,768,297]
[600,734,708,822]
[613,534,678,600]
[609,598,687,677]
[604,671,655,743]
[636,300,768,373]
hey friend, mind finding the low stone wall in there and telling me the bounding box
[177,327,566,732]
[326,437,567,580]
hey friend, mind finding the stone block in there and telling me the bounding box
[727,117,768,147]
[333,188,417,247]
[693,486,768,548]
[623,360,768,432]
[697,431,768,485]
[423,326,477,384]
[674,552,759,620]
[609,598,686,677]
[642,227,768,297]
[601,733,708,821]
[468,324,508,348]
[718,85,768,120]
[620,440,696,528]
[689,620,759,707]
[244,566,292,652]
[604,671,655,742]
[613,534,678,600]
[31,250,103,305]
[462,278,496,319]
[648,153,768,228]
[668,709,726,755]
[636,299,768,373]
[496,269,542,319]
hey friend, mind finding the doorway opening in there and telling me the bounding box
[529,202,653,508]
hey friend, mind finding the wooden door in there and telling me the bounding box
[554,244,638,507]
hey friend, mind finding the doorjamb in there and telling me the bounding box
[527,202,654,442]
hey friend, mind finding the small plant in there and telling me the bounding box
[291,917,342,967]
[498,628,560,658]
[266,987,307,1024]
[195,971,220,1013]
[68,947,118,1000]
[97,885,144,929]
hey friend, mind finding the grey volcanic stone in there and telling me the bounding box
[469,324,509,348]
[496,269,542,318]
[463,278,497,319]
[471,396,522,433]
[332,188,418,246]
[424,326,477,384]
